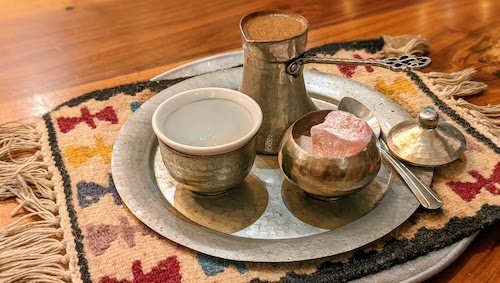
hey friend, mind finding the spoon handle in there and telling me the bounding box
[379,140,443,209]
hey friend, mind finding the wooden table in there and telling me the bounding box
[1,0,498,282]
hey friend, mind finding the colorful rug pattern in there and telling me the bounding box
[0,36,499,283]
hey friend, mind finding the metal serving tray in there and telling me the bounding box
[112,65,429,262]
[112,52,475,282]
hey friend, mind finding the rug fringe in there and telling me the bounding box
[425,69,488,97]
[423,69,500,139]
[0,123,71,283]
[381,34,431,56]
[0,123,43,200]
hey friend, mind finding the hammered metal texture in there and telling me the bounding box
[158,138,256,195]
[279,110,382,199]
[387,107,466,167]
[112,57,432,262]
[155,147,390,238]
[239,11,316,154]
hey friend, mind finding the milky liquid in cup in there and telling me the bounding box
[242,13,307,41]
[164,99,253,147]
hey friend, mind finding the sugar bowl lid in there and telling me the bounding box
[386,106,466,167]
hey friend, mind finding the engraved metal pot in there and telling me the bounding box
[239,10,316,154]
[278,110,382,200]
[239,11,431,155]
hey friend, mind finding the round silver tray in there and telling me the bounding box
[112,63,432,262]
[113,52,478,281]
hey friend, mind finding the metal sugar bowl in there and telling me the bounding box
[239,10,432,154]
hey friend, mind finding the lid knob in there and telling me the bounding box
[418,107,439,129]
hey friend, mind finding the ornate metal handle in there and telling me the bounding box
[286,54,432,77]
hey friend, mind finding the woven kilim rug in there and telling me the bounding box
[1,35,499,283]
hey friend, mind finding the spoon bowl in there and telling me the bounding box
[338,97,381,138]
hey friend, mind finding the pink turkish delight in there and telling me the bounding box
[311,110,372,158]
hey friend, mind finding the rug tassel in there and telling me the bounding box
[0,123,71,283]
[425,69,488,98]
[381,34,431,56]
[423,70,499,140]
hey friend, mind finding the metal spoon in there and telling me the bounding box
[338,97,443,209]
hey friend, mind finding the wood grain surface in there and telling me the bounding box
[0,0,498,282]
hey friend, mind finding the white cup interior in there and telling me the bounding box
[152,87,263,155]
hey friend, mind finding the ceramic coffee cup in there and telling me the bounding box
[152,87,263,195]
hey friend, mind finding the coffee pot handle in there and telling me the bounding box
[286,54,431,77]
